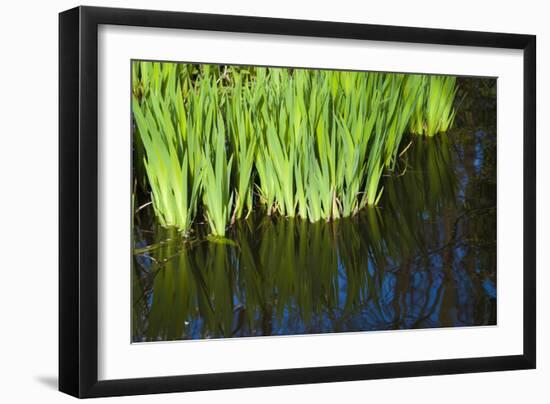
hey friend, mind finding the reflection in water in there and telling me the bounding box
[132,89,497,342]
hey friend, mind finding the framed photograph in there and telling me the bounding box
[59,6,536,398]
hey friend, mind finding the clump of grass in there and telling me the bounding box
[132,62,201,235]
[409,75,457,137]
[132,62,458,236]
[225,70,256,221]
[250,69,421,221]
[202,117,234,237]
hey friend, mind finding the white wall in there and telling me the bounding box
[0,0,546,402]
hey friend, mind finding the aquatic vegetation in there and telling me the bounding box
[202,118,234,237]
[132,62,457,235]
[131,63,201,234]
[408,75,458,137]
[225,71,256,221]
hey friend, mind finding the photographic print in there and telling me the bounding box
[131,61,497,343]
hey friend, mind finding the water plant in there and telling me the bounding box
[132,61,458,236]
[225,70,256,221]
[409,75,457,137]
[131,62,201,235]
[201,117,234,237]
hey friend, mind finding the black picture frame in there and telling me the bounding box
[59,5,536,398]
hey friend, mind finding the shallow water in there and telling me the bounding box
[132,86,497,342]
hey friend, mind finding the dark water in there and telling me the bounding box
[132,84,497,342]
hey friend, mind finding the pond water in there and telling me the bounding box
[132,83,497,342]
